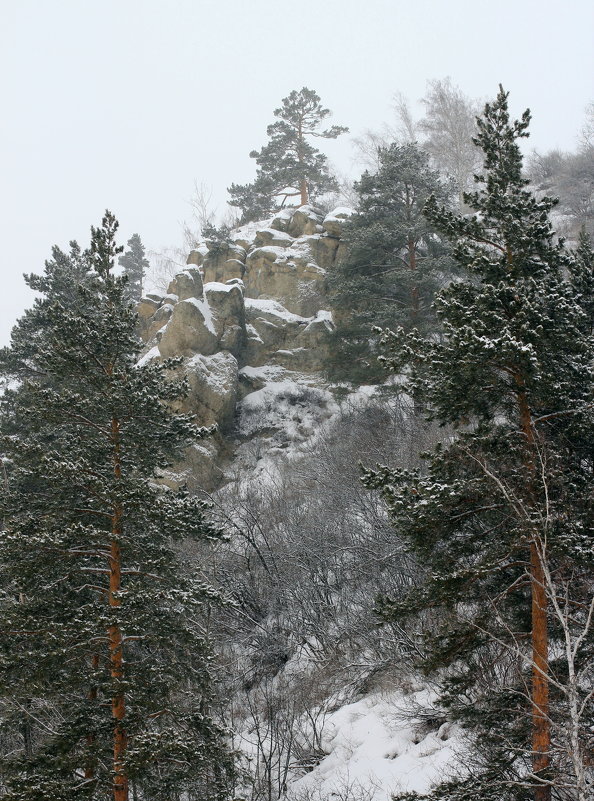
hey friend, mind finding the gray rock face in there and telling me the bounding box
[288,205,324,238]
[254,228,295,248]
[244,246,326,317]
[143,303,174,341]
[202,245,246,284]
[181,351,239,430]
[295,234,339,270]
[137,206,353,490]
[158,298,219,357]
[167,267,203,300]
[204,282,245,357]
[322,207,353,238]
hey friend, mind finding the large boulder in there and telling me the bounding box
[186,245,208,267]
[182,351,239,430]
[158,298,219,357]
[167,268,203,300]
[138,296,161,319]
[288,205,324,238]
[204,282,244,332]
[244,325,268,366]
[295,311,334,350]
[270,208,294,233]
[244,246,326,316]
[322,207,353,238]
[254,228,294,249]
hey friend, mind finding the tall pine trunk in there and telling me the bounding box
[297,117,308,206]
[110,414,128,801]
[407,235,419,325]
[300,177,308,206]
[518,388,551,801]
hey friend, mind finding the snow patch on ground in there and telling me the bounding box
[187,351,237,392]
[287,690,463,801]
[230,376,339,484]
[238,379,337,440]
[230,377,398,487]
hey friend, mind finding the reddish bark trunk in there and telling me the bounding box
[407,236,419,324]
[110,415,128,801]
[531,539,551,801]
[297,116,308,206]
[517,388,551,801]
[300,177,308,207]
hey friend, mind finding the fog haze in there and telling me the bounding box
[1,0,593,345]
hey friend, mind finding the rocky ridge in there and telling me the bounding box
[138,204,353,489]
[138,204,465,800]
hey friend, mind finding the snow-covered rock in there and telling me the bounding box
[167,267,203,300]
[138,208,346,487]
[182,351,239,430]
[158,297,219,357]
[288,204,324,238]
[322,206,354,237]
[254,228,295,248]
[288,690,462,801]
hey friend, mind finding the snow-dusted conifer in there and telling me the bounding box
[328,142,453,384]
[228,87,348,223]
[0,212,233,800]
[365,88,594,801]
[118,232,148,305]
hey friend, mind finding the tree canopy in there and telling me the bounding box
[327,142,453,384]
[228,87,348,223]
[0,213,232,801]
[365,88,594,801]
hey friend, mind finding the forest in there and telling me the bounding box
[1,81,593,801]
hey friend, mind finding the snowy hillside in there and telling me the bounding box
[135,205,466,801]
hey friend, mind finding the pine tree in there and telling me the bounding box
[228,87,348,223]
[0,212,233,800]
[364,88,594,800]
[327,142,453,384]
[118,233,148,305]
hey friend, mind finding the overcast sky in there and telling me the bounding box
[1,0,593,346]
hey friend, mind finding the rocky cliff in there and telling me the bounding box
[137,204,353,490]
[137,205,463,800]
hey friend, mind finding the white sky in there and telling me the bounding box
[1,0,593,346]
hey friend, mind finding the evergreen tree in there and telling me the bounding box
[0,212,233,800]
[228,87,348,223]
[327,142,453,384]
[118,233,148,305]
[364,88,594,800]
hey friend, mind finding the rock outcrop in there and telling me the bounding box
[138,204,352,490]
